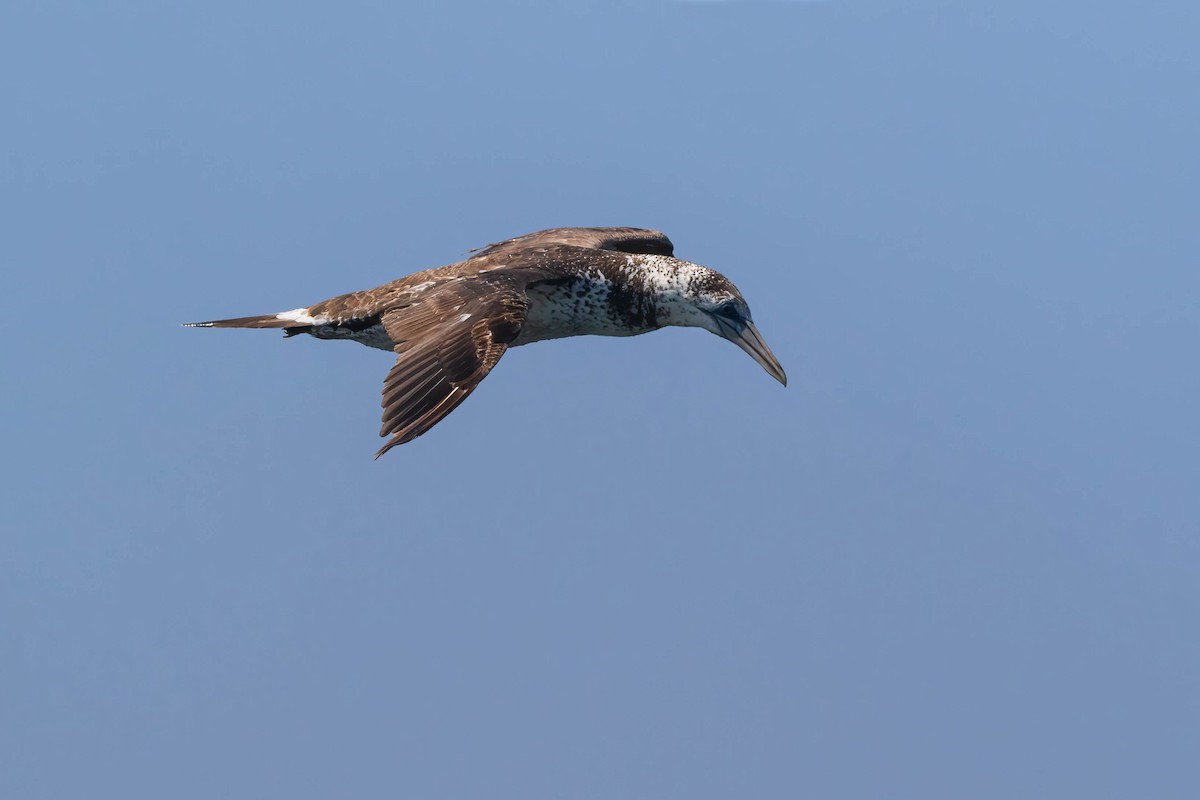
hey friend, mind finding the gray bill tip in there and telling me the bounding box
[729,321,787,386]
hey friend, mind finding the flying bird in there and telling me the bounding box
[185,227,786,458]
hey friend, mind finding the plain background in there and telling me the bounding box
[3,1,1198,797]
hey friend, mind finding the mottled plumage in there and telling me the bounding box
[185,226,786,458]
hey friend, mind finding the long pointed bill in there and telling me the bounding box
[723,320,787,386]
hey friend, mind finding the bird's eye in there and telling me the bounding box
[715,302,740,319]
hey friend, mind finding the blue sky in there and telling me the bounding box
[4,1,1199,797]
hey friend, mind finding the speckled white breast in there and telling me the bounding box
[513,274,633,345]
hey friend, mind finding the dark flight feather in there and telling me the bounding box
[373,278,532,458]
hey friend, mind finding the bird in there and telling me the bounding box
[185,226,787,458]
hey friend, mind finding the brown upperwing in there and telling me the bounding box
[303,266,470,327]
[187,228,673,332]
[373,274,535,458]
[300,228,672,328]
[474,226,675,259]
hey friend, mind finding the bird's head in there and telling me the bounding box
[657,263,788,386]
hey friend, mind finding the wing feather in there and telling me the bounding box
[474,226,674,259]
[374,278,530,457]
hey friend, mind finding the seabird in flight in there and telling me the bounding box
[185,227,787,458]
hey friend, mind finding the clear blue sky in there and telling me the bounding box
[4,1,1198,797]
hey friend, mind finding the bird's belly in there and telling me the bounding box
[513,284,636,346]
[513,319,639,345]
[310,322,396,351]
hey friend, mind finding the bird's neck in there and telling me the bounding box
[613,255,713,331]
[593,254,687,331]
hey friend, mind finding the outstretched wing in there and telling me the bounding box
[474,226,674,259]
[374,278,530,458]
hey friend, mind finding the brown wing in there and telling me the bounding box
[374,278,529,458]
[474,226,674,259]
[210,228,670,334]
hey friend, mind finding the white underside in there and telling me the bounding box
[512,277,633,345]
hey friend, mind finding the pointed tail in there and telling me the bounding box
[182,308,315,331]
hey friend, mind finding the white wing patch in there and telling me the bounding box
[275,307,322,325]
